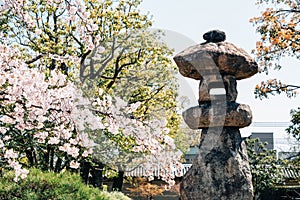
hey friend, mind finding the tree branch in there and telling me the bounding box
[80,50,92,82]
[25,54,44,64]
[276,9,300,14]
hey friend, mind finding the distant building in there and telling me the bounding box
[250,132,274,150]
[241,122,299,158]
[278,151,300,160]
[184,146,199,164]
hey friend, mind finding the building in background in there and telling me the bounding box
[250,132,274,150]
[241,122,299,159]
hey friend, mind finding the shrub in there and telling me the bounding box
[0,168,131,200]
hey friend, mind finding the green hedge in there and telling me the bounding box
[0,168,130,200]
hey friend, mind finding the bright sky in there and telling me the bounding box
[140,0,300,123]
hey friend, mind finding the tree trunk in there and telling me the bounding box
[90,162,104,189]
[80,161,91,184]
[49,148,54,171]
[54,157,62,172]
[25,150,34,167]
[112,171,124,191]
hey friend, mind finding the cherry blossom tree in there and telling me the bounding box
[0,37,101,179]
[0,39,183,185]
[0,0,184,188]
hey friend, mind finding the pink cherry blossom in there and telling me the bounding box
[70,160,80,169]
[4,149,18,159]
[48,137,60,145]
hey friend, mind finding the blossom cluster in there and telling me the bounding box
[0,41,92,181]
[1,0,103,55]
[250,0,300,72]
[92,96,184,186]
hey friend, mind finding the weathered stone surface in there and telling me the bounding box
[173,42,258,80]
[180,127,253,200]
[183,102,252,129]
[199,74,237,103]
[223,75,238,102]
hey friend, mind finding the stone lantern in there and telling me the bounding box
[174,30,258,200]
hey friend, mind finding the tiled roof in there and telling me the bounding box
[281,167,300,180]
[124,164,192,177]
[124,164,300,181]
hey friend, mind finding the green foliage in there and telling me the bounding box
[286,108,300,163]
[287,108,300,142]
[0,168,131,200]
[174,125,201,155]
[246,138,283,195]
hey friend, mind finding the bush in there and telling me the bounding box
[0,168,131,200]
